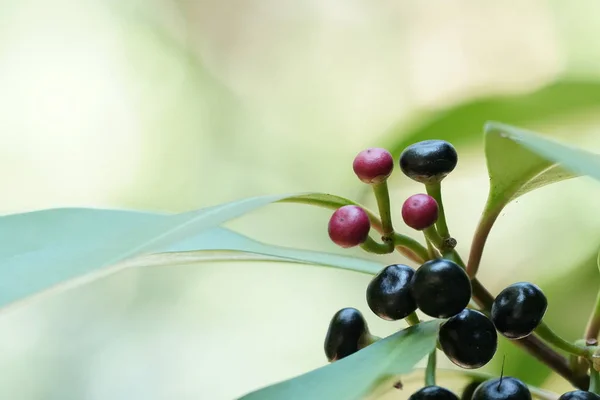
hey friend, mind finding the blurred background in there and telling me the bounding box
[2,0,600,399]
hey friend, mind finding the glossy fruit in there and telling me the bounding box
[402,193,439,230]
[324,307,369,362]
[559,391,600,400]
[439,309,498,369]
[352,147,394,184]
[491,282,548,339]
[409,386,459,400]
[472,377,531,400]
[366,264,417,320]
[410,259,471,318]
[399,140,458,184]
[327,205,371,248]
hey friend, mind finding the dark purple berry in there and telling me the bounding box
[491,282,547,340]
[410,259,471,318]
[439,309,498,369]
[399,140,458,184]
[353,147,394,184]
[366,264,417,320]
[324,308,370,362]
[472,377,531,400]
[328,205,371,248]
[559,391,600,400]
[402,193,439,230]
[409,386,459,400]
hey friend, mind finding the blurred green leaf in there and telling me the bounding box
[238,320,441,400]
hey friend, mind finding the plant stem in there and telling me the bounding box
[591,369,600,395]
[392,233,429,263]
[424,225,444,249]
[424,234,439,260]
[466,200,502,278]
[425,350,437,386]
[426,182,450,239]
[405,311,420,326]
[360,236,394,255]
[372,181,394,238]
[585,286,600,341]
[535,322,592,358]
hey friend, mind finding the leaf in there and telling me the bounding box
[0,191,381,311]
[238,320,441,400]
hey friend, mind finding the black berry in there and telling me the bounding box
[409,386,459,400]
[461,380,486,400]
[410,259,471,318]
[399,140,458,184]
[324,307,370,362]
[559,391,600,400]
[491,282,548,340]
[327,205,371,248]
[402,193,439,230]
[472,377,531,400]
[353,147,394,184]
[366,264,417,320]
[439,309,498,369]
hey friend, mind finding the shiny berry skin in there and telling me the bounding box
[324,308,369,362]
[352,148,394,184]
[559,391,600,400]
[327,205,371,248]
[366,264,417,320]
[399,140,458,184]
[491,282,548,340]
[410,259,471,318]
[439,309,498,369]
[402,194,439,230]
[472,377,531,400]
[409,386,459,400]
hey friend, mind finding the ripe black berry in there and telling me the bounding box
[352,147,394,184]
[559,391,600,400]
[402,193,439,230]
[410,259,471,318]
[327,205,371,248]
[409,386,459,400]
[472,377,531,400]
[491,282,548,340]
[399,140,458,184]
[324,307,370,362]
[438,309,497,369]
[366,264,417,320]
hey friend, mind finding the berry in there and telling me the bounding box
[438,309,498,369]
[366,264,417,320]
[402,193,439,230]
[559,391,600,400]
[461,380,486,400]
[491,282,548,340]
[472,377,531,400]
[324,307,370,362]
[409,386,459,400]
[352,147,394,184]
[399,140,458,184]
[410,259,471,318]
[327,205,371,248]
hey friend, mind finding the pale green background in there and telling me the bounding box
[1,1,600,399]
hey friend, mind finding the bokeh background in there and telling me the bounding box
[2,0,600,399]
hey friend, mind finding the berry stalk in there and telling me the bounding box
[372,181,394,238]
[425,350,437,386]
[590,369,600,395]
[406,311,421,326]
[425,182,451,239]
[534,322,593,358]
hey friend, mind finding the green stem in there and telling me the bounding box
[535,321,591,358]
[360,236,394,255]
[466,200,502,278]
[591,369,600,395]
[425,350,437,386]
[392,233,429,263]
[585,280,600,341]
[426,182,450,239]
[424,234,439,260]
[424,225,444,249]
[372,181,394,238]
[405,311,420,326]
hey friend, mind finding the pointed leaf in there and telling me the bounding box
[238,320,441,400]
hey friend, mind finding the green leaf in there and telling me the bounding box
[238,320,441,400]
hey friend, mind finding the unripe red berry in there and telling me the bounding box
[401,194,439,231]
[352,148,394,184]
[328,205,371,248]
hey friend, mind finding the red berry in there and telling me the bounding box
[352,148,394,184]
[401,194,438,231]
[328,205,371,248]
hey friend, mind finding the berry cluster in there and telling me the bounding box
[320,140,599,399]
